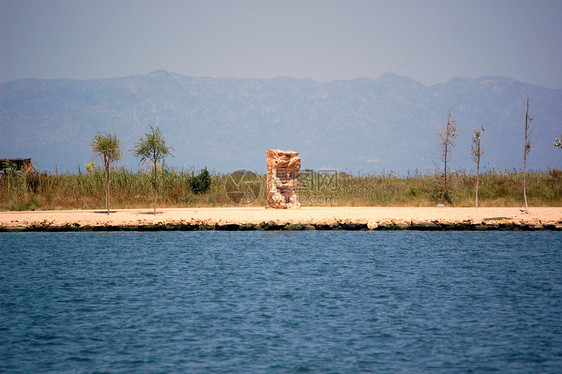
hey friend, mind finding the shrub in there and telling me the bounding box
[189,167,212,194]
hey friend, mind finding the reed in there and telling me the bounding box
[1,167,560,210]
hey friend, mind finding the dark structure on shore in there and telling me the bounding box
[0,158,35,175]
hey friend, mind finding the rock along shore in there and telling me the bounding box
[1,207,561,232]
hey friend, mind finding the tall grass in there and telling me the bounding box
[1,167,560,210]
[332,169,561,207]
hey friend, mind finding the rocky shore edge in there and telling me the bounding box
[2,216,561,232]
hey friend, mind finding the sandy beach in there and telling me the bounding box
[1,207,561,231]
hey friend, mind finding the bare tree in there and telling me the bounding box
[131,125,173,214]
[522,98,534,213]
[437,110,458,202]
[92,131,122,214]
[471,124,484,208]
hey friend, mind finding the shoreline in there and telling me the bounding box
[1,207,561,231]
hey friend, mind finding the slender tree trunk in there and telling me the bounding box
[443,142,448,201]
[105,161,110,214]
[475,157,480,208]
[523,98,529,213]
[153,159,157,215]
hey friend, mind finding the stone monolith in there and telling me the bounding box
[267,149,301,209]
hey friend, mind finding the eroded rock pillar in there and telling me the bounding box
[267,149,301,209]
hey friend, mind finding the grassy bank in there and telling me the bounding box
[1,168,560,211]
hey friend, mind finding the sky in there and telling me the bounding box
[1,0,562,88]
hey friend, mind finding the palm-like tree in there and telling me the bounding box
[92,131,122,214]
[131,125,173,214]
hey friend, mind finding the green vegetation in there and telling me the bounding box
[331,170,560,207]
[1,168,560,211]
[189,167,212,194]
[436,110,458,203]
[131,125,173,214]
[92,131,122,214]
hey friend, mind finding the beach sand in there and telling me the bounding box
[1,207,561,231]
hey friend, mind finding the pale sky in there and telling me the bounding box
[1,0,561,88]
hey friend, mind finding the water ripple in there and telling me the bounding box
[1,231,561,373]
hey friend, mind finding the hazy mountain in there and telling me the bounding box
[1,71,560,174]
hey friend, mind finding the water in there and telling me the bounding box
[1,231,561,373]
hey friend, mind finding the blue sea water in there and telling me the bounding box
[1,231,561,373]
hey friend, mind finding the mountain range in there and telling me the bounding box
[1,71,561,174]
